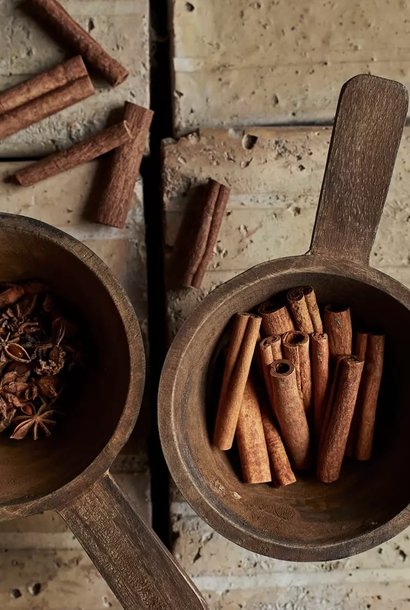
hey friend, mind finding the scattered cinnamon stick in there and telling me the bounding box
[236,377,272,484]
[258,302,294,336]
[260,405,296,486]
[12,121,133,187]
[0,56,87,115]
[287,287,314,334]
[27,0,129,86]
[93,102,153,228]
[303,286,323,333]
[0,75,95,141]
[311,332,329,438]
[323,304,353,358]
[171,179,230,288]
[317,356,364,483]
[355,334,385,461]
[269,359,311,470]
[282,331,312,415]
[214,314,261,450]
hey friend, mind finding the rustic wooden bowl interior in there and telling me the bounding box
[0,219,134,507]
[164,261,410,560]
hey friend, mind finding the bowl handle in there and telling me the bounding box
[309,74,408,265]
[59,472,207,609]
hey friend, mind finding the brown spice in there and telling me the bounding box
[323,304,353,358]
[303,286,323,333]
[282,331,312,415]
[287,287,314,334]
[258,302,294,336]
[260,405,296,486]
[311,332,329,438]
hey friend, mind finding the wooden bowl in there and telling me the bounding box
[0,213,205,609]
[159,76,410,561]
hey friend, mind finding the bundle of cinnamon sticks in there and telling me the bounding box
[213,286,385,486]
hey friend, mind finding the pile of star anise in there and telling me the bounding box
[0,280,83,440]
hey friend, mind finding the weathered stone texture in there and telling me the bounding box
[171,0,410,133]
[0,0,149,156]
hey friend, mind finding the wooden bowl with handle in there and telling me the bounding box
[159,75,410,561]
[0,213,206,609]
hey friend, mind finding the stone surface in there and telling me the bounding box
[0,160,149,609]
[163,126,410,337]
[171,0,410,133]
[163,126,410,607]
[0,0,149,156]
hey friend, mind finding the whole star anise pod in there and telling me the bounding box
[10,400,59,441]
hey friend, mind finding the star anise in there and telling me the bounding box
[10,400,59,441]
[0,371,30,416]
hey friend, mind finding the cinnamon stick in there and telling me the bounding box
[0,76,95,141]
[258,302,294,336]
[261,405,296,486]
[236,377,272,484]
[345,332,369,456]
[0,56,87,115]
[259,335,282,407]
[355,334,385,461]
[171,180,230,288]
[311,332,329,438]
[282,331,312,415]
[94,102,153,228]
[287,287,314,334]
[269,359,311,470]
[317,356,364,483]
[12,121,133,187]
[28,0,128,86]
[214,314,261,450]
[323,304,353,358]
[303,286,323,333]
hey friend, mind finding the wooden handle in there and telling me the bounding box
[309,74,408,264]
[59,473,207,610]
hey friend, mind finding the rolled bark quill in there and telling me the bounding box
[345,332,369,456]
[0,56,87,115]
[27,0,128,86]
[355,334,385,461]
[323,304,353,358]
[317,356,364,483]
[261,406,296,487]
[0,76,95,141]
[94,102,154,229]
[213,314,261,450]
[303,286,323,333]
[287,287,314,334]
[12,121,133,187]
[171,180,231,288]
[311,332,329,438]
[258,302,294,336]
[269,359,311,470]
[236,377,272,484]
[282,331,312,414]
[259,335,282,406]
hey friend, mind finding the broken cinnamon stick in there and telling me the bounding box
[282,331,312,415]
[93,102,153,228]
[12,121,133,187]
[311,332,329,438]
[0,56,87,115]
[28,0,129,86]
[355,334,385,461]
[171,180,230,288]
[258,302,294,336]
[0,76,95,141]
[317,355,364,483]
[260,405,296,486]
[236,377,272,484]
[287,287,314,334]
[269,359,311,470]
[214,314,261,450]
[323,304,353,358]
[303,286,323,333]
